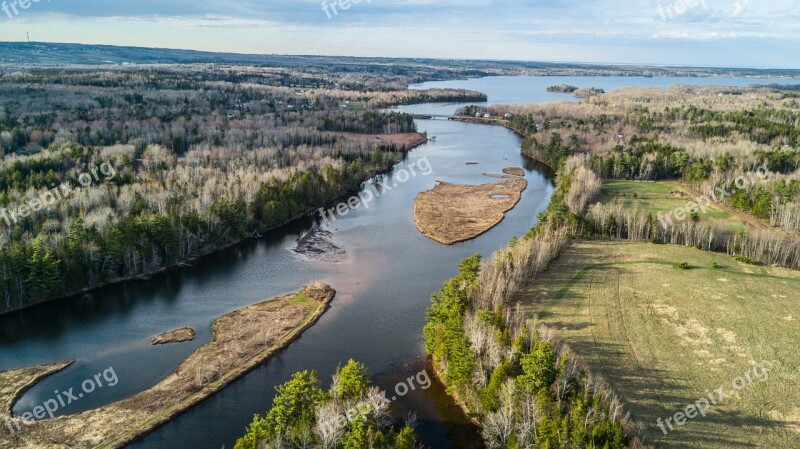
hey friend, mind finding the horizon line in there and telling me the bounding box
[2,40,800,73]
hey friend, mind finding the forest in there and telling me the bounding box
[0,65,485,312]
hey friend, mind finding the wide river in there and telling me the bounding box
[1,75,796,449]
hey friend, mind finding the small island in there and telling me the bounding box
[547,84,579,93]
[413,172,528,245]
[573,87,605,98]
[502,167,525,177]
[152,327,196,345]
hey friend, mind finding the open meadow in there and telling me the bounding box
[600,180,749,234]
[519,240,800,449]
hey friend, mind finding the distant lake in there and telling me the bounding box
[394,75,800,115]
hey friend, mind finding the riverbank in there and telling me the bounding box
[0,132,428,316]
[419,112,642,447]
[429,88,800,447]
[413,173,527,245]
[0,283,335,449]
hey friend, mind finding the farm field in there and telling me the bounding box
[518,240,800,449]
[600,180,748,234]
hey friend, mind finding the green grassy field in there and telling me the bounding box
[600,180,747,233]
[519,240,800,449]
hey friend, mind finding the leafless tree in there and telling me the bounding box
[314,401,344,449]
[481,380,516,448]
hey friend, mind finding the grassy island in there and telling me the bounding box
[413,172,527,245]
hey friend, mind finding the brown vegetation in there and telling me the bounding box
[563,155,602,215]
[572,87,605,98]
[413,174,527,245]
[487,85,798,158]
[0,283,335,449]
[501,167,525,177]
[151,327,196,345]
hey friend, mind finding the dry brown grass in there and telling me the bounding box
[501,167,525,177]
[151,327,196,345]
[0,283,335,449]
[413,173,527,245]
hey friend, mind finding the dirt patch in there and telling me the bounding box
[502,167,525,177]
[0,283,335,449]
[151,327,196,345]
[413,174,527,245]
[294,227,345,262]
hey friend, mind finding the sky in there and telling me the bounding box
[0,0,798,69]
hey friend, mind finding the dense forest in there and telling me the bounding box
[0,66,486,312]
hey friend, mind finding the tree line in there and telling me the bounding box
[424,230,635,449]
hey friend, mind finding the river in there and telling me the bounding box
[2,74,797,449]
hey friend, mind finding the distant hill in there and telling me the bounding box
[0,42,361,66]
[1,42,799,79]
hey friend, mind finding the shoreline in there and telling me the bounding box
[0,133,428,317]
[0,283,336,449]
[413,174,528,245]
[451,117,560,170]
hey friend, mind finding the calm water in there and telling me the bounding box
[2,118,552,448]
[394,75,800,115]
[3,75,793,449]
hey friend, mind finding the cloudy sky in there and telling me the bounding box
[0,0,798,68]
